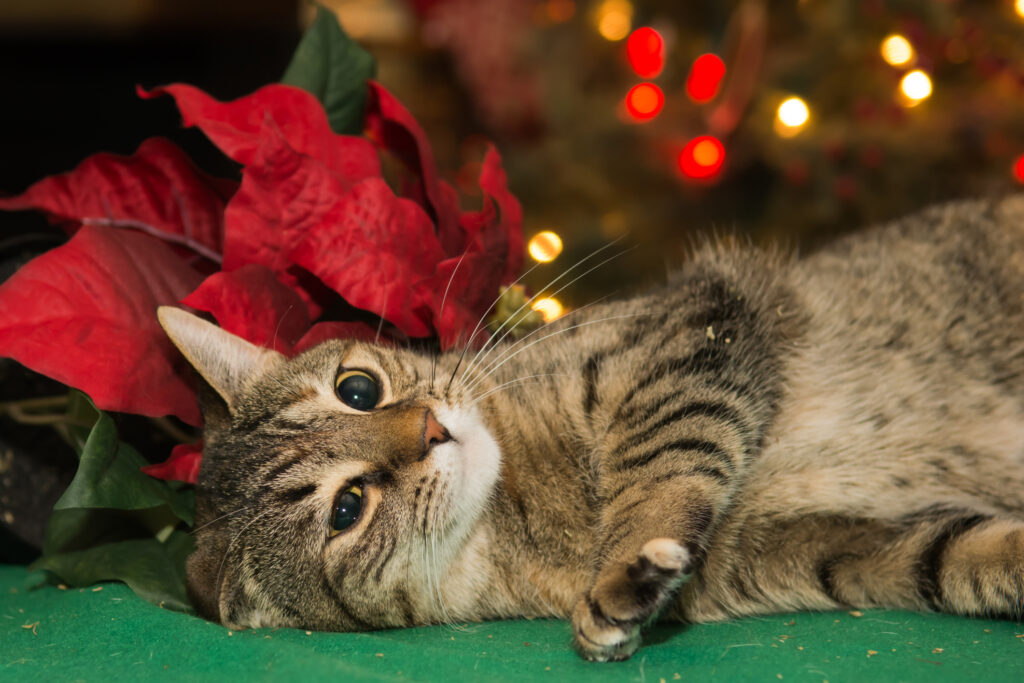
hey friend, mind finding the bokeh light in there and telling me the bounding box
[595,0,633,41]
[900,69,933,104]
[624,83,664,121]
[776,97,810,135]
[531,297,565,322]
[880,34,914,66]
[1014,153,1024,184]
[685,53,726,103]
[527,231,564,263]
[678,135,725,180]
[626,27,665,78]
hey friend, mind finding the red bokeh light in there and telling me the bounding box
[678,135,725,180]
[627,27,665,79]
[625,83,664,121]
[1014,153,1024,184]
[686,53,726,103]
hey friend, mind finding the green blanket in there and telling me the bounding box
[2,565,1021,681]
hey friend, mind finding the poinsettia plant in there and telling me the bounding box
[0,6,524,609]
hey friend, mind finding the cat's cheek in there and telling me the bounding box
[435,406,502,523]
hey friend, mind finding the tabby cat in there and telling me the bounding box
[158,197,1024,661]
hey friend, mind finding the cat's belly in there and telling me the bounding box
[748,340,1024,518]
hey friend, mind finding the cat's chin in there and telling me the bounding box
[433,405,502,531]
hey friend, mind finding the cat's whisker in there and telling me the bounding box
[443,237,626,396]
[455,241,627,390]
[433,248,470,387]
[468,373,569,407]
[213,508,274,608]
[459,296,613,395]
[463,313,642,396]
[459,245,633,391]
[189,506,251,535]
[271,304,295,354]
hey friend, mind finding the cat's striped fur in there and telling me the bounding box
[160,196,1024,661]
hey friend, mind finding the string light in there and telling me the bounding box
[626,27,665,78]
[595,0,633,42]
[679,135,725,180]
[531,297,565,322]
[624,83,664,121]
[527,231,563,263]
[685,54,726,103]
[1014,153,1024,184]
[775,97,810,136]
[880,34,914,66]
[900,69,932,105]
[1016,0,1024,19]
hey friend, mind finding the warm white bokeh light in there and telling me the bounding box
[527,231,564,263]
[595,0,633,41]
[900,69,933,104]
[531,297,565,322]
[777,97,810,127]
[880,34,914,66]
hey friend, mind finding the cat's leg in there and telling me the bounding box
[685,508,1024,622]
[570,278,790,660]
[572,435,749,660]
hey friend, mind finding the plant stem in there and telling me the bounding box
[0,395,69,413]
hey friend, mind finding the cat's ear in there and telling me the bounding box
[157,306,284,411]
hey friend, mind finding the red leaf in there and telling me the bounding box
[477,146,524,286]
[288,177,447,339]
[0,225,204,425]
[429,147,523,347]
[220,117,337,275]
[142,442,202,484]
[365,82,456,236]
[0,138,230,265]
[182,265,310,355]
[140,83,381,184]
[221,118,447,339]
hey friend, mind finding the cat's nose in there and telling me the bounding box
[421,409,452,459]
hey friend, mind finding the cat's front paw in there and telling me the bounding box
[571,538,691,662]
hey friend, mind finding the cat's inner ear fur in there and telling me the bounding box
[157,307,284,411]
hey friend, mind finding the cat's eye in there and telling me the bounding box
[329,484,363,536]
[335,370,380,411]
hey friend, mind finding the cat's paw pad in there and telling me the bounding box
[639,537,691,574]
[571,595,640,662]
[571,538,692,661]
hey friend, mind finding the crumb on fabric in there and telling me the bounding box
[849,610,863,617]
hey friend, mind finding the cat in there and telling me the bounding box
[157,196,1024,662]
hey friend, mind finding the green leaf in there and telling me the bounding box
[64,389,100,452]
[31,531,195,612]
[281,3,375,135]
[54,411,194,525]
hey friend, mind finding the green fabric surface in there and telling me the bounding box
[2,565,1022,681]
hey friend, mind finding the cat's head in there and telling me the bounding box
[157,307,502,631]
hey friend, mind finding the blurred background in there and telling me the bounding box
[3,0,1024,306]
[2,0,1024,556]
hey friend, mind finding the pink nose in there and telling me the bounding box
[423,410,452,455]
